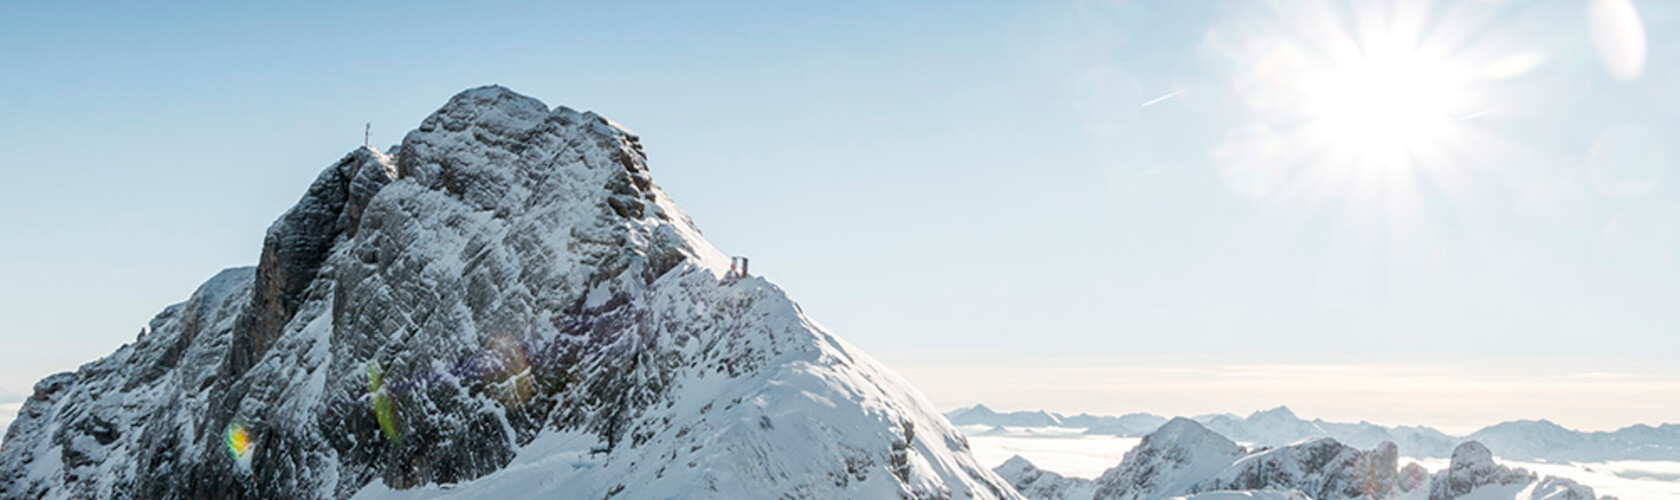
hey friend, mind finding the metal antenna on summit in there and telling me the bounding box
[364,122,371,148]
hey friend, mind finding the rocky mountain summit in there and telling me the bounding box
[0,86,1019,499]
[999,419,1613,500]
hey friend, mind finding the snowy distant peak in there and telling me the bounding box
[1430,441,1538,499]
[950,404,999,419]
[996,455,1036,477]
[948,404,1064,428]
[994,455,1095,500]
[1451,440,1496,466]
[1246,406,1298,421]
[1147,418,1243,453]
[1091,418,1246,500]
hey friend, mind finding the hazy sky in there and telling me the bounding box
[2,0,1677,432]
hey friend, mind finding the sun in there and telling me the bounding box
[1204,0,1516,200]
[1299,46,1472,165]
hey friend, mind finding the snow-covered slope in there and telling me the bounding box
[0,86,1019,500]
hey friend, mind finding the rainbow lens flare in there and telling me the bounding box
[369,360,400,442]
[224,421,254,460]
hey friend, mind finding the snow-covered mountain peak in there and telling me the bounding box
[1450,440,1496,467]
[1091,418,1246,500]
[1247,406,1299,422]
[0,86,1017,499]
[1150,418,1244,452]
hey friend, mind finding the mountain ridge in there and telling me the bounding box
[998,419,1613,500]
[948,404,1680,462]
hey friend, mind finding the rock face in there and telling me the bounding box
[0,86,1020,500]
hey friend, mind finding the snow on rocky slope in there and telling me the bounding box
[0,86,1019,499]
[999,419,1613,500]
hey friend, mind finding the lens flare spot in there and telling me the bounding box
[224,421,254,461]
[1588,0,1647,81]
[483,335,533,408]
[368,359,400,442]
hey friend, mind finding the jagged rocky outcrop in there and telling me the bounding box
[1201,439,1399,500]
[995,455,1095,500]
[0,86,1020,499]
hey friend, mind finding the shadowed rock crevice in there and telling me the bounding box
[232,148,396,379]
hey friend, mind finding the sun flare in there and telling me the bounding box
[1300,48,1472,163]
[1207,0,1518,201]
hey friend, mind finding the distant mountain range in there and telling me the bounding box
[994,418,1612,500]
[946,404,1680,462]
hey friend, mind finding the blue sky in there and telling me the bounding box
[2,0,1677,431]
